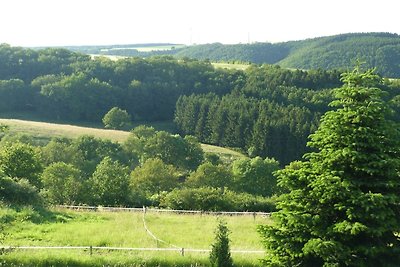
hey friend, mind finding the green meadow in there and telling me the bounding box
[0,206,268,266]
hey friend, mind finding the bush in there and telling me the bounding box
[160,187,276,212]
[0,176,42,205]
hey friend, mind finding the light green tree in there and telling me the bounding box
[185,162,232,190]
[89,157,130,206]
[258,68,400,266]
[130,158,179,196]
[102,107,132,130]
[41,162,83,204]
[0,142,42,188]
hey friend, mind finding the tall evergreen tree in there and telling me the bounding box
[258,67,400,266]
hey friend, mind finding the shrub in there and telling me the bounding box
[0,176,42,205]
[160,187,276,212]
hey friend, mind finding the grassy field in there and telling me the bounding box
[212,62,251,71]
[0,206,268,266]
[0,118,246,161]
[132,44,186,52]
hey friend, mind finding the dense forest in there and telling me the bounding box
[1,43,400,166]
[67,33,400,78]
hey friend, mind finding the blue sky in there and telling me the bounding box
[2,0,399,46]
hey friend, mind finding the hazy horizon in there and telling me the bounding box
[2,0,399,47]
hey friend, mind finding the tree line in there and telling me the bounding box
[0,44,242,122]
[175,65,343,165]
[1,44,400,166]
[0,125,278,211]
[75,33,400,78]
[175,64,400,165]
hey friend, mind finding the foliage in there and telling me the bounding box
[0,175,42,205]
[0,124,8,133]
[232,156,280,197]
[130,158,179,197]
[39,138,83,167]
[88,157,131,206]
[175,92,319,165]
[210,219,233,267]
[258,68,400,266]
[40,162,83,204]
[186,162,232,190]
[0,142,42,188]
[173,33,400,78]
[161,187,276,212]
[73,135,129,176]
[0,44,242,122]
[102,107,132,130]
[124,126,204,171]
[67,34,400,78]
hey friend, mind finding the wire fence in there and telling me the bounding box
[0,246,265,256]
[55,205,271,217]
[1,205,268,256]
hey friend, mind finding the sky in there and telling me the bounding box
[1,0,399,47]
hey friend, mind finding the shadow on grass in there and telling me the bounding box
[0,205,74,225]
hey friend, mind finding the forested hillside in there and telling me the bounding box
[73,33,400,78]
[1,43,400,165]
[175,33,400,78]
[0,44,242,122]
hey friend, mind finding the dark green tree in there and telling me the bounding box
[210,219,233,267]
[258,68,400,266]
[232,156,279,197]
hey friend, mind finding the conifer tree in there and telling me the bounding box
[210,219,233,267]
[258,67,400,266]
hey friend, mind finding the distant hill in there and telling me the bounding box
[174,33,400,78]
[66,33,400,78]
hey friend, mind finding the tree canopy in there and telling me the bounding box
[102,107,132,130]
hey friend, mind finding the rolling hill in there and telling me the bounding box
[69,32,400,78]
[0,118,245,162]
[174,32,400,77]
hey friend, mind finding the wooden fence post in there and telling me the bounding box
[90,245,93,256]
[181,247,185,256]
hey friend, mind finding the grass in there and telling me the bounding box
[0,206,269,266]
[212,62,251,71]
[0,118,130,143]
[132,44,186,52]
[0,117,246,161]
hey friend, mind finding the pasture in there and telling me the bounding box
[0,206,269,266]
[212,62,251,71]
[0,118,246,161]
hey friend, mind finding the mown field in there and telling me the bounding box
[0,118,245,162]
[0,206,269,266]
[211,62,251,71]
